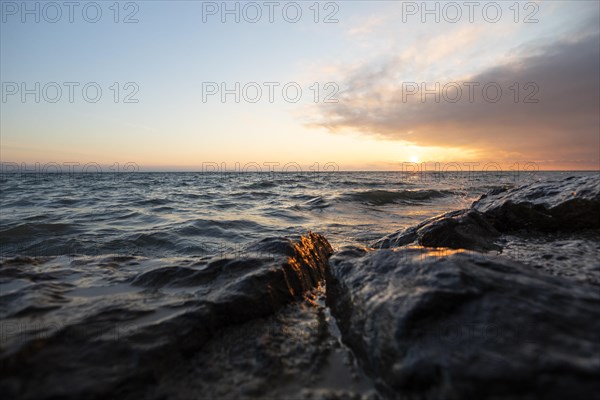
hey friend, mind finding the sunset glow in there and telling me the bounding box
[1,1,598,170]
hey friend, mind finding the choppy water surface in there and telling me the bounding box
[3,171,586,258]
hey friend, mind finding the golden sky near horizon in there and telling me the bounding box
[1,1,599,171]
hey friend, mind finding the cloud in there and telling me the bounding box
[346,15,386,37]
[311,22,600,165]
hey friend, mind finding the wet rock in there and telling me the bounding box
[373,175,600,251]
[155,290,377,400]
[495,230,600,286]
[0,233,333,400]
[326,246,600,400]
[373,210,500,251]
[472,174,600,232]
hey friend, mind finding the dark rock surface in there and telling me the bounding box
[155,289,377,400]
[327,246,600,400]
[473,174,600,232]
[0,233,334,400]
[373,174,600,251]
[497,230,600,286]
[373,210,501,251]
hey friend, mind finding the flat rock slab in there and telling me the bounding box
[327,246,600,400]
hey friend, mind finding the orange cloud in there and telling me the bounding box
[310,23,600,169]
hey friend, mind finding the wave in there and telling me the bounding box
[291,196,330,210]
[243,181,277,189]
[49,198,81,207]
[4,199,37,207]
[240,190,278,198]
[171,219,274,245]
[175,193,213,200]
[105,233,210,255]
[339,189,457,205]
[134,198,171,206]
[328,180,411,188]
[0,223,80,242]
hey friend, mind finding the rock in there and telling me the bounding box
[497,230,600,286]
[373,210,500,251]
[0,233,333,400]
[473,175,600,232]
[373,175,600,251]
[326,246,600,400]
[154,290,377,400]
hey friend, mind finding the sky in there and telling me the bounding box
[1,0,599,171]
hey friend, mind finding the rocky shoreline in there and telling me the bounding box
[1,175,599,399]
[328,174,600,399]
